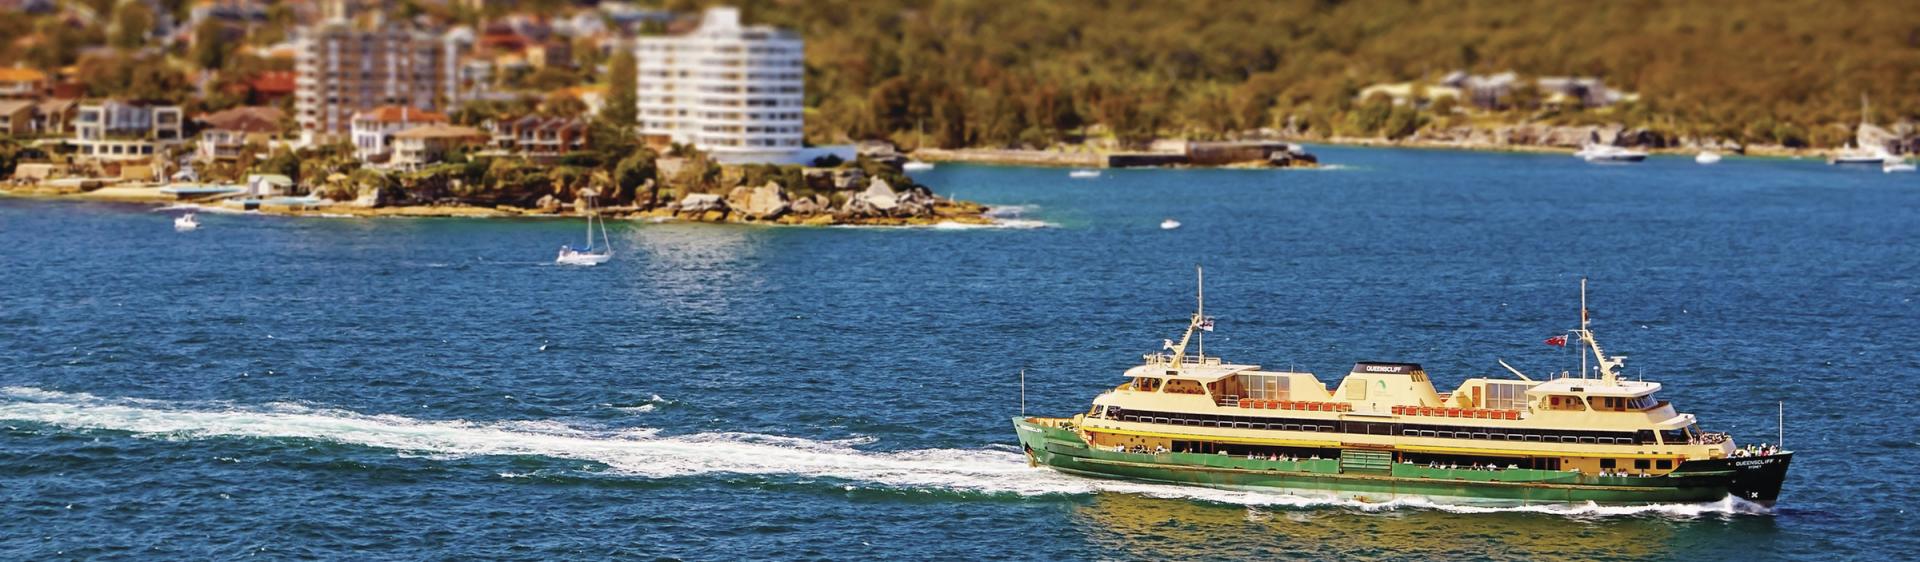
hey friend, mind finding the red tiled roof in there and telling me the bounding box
[199,106,285,133]
[352,105,449,124]
[249,71,296,94]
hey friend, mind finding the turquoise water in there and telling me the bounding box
[2,147,1916,560]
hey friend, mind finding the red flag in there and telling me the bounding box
[1545,335,1568,347]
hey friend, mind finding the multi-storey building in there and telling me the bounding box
[69,100,185,161]
[481,114,590,160]
[634,7,805,163]
[295,18,448,144]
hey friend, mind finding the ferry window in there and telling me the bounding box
[1132,377,1163,392]
[1656,459,1673,470]
[1660,429,1686,444]
[1164,379,1206,395]
[1403,429,1418,436]
[1237,374,1292,401]
[1634,459,1650,470]
[1600,459,1617,469]
[1486,383,1529,410]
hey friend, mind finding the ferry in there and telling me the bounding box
[1013,274,1792,506]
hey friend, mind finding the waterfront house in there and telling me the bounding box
[349,105,448,164]
[482,114,591,160]
[635,6,806,163]
[70,100,186,162]
[32,99,76,136]
[389,124,487,170]
[195,106,286,163]
[0,68,49,98]
[1439,71,1517,109]
[0,100,34,136]
[1356,82,1463,108]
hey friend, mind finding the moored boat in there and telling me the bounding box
[1574,144,1648,162]
[173,212,199,231]
[1069,169,1102,179]
[556,192,614,266]
[903,161,935,172]
[1014,273,1791,506]
[1695,151,1722,165]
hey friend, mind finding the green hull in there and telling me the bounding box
[1013,417,1776,505]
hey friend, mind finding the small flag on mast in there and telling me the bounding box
[1198,317,1215,332]
[1163,339,1175,350]
[1545,335,1568,347]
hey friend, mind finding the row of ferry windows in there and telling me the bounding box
[1097,407,1662,445]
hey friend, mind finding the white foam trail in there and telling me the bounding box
[0,388,1767,516]
[983,204,1037,218]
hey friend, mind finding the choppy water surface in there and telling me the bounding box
[2,147,1916,560]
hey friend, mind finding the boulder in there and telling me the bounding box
[724,185,754,210]
[844,178,900,217]
[831,168,867,190]
[895,185,939,216]
[535,194,562,213]
[741,181,791,220]
[677,193,727,214]
[791,195,821,215]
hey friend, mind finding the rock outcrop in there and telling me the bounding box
[535,194,562,213]
[677,193,727,214]
[741,181,791,220]
[843,178,900,217]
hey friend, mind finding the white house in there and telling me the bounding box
[349,105,448,163]
[70,100,186,162]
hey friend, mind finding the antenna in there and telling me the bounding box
[1778,400,1784,450]
[1020,369,1027,416]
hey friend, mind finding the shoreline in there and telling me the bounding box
[0,186,1012,228]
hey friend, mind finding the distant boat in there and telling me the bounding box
[556,194,613,266]
[1884,159,1916,173]
[1069,169,1102,179]
[1160,218,1181,230]
[1834,95,1899,166]
[1831,145,1893,165]
[1575,144,1647,162]
[173,212,199,231]
[903,161,935,172]
[1695,152,1722,164]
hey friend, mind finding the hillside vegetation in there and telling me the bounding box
[734,0,1920,149]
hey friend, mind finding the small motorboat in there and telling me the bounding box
[902,161,935,172]
[1574,144,1647,162]
[1884,159,1916,173]
[1695,151,1722,164]
[1069,169,1102,179]
[174,212,199,231]
[1160,218,1181,230]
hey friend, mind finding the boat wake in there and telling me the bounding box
[0,387,1766,518]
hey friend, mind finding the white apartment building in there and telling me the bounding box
[70,101,186,162]
[635,7,806,163]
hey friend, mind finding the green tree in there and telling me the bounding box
[613,149,659,205]
[191,19,232,71]
[602,45,637,127]
[111,1,155,50]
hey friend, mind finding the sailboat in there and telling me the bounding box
[556,192,614,266]
[1832,95,1896,165]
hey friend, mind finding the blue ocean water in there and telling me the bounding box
[1,146,1916,560]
